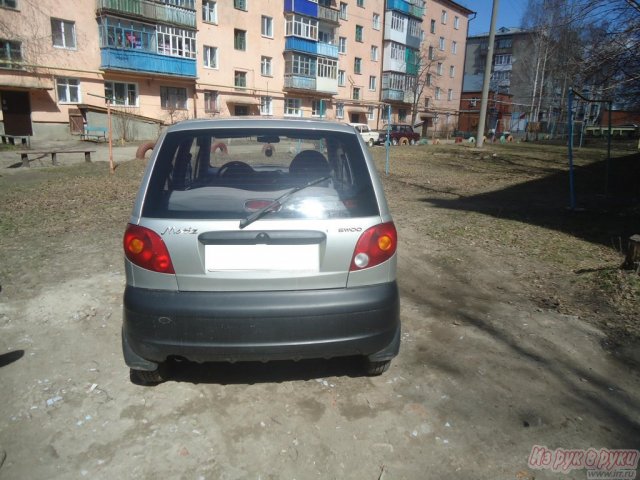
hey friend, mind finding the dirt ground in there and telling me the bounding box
[0,141,638,480]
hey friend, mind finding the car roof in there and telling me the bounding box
[166,117,356,134]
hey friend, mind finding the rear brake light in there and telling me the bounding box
[350,222,397,271]
[123,224,175,274]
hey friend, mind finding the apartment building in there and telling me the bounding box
[0,0,472,141]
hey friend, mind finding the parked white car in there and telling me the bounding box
[348,123,378,147]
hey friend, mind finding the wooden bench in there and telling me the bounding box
[81,126,107,142]
[18,149,96,167]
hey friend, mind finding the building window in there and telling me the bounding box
[338,69,345,86]
[161,86,187,109]
[312,99,325,117]
[157,25,196,58]
[352,87,360,100]
[339,2,347,20]
[56,77,80,103]
[204,90,219,112]
[454,16,460,29]
[286,53,315,76]
[497,38,513,49]
[260,96,273,115]
[449,65,455,78]
[391,42,405,61]
[426,73,432,86]
[0,0,18,8]
[354,57,362,74]
[0,39,22,69]
[367,106,374,120]
[428,45,434,60]
[338,36,346,54]
[336,102,344,118]
[447,89,453,101]
[234,70,247,88]
[469,97,478,107]
[434,87,441,100]
[357,0,364,6]
[430,19,436,34]
[261,56,272,76]
[441,10,447,24]
[370,45,378,61]
[434,113,439,124]
[494,54,512,65]
[391,12,404,32]
[424,97,430,108]
[261,15,273,38]
[437,62,443,75]
[202,1,217,23]
[317,57,337,79]
[439,37,445,51]
[51,18,76,49]
[372,13,380,30]
[104,81,137,106]
[234,29,246,51]
[452,41,458,54]
[285,98,302,117]
[355,25,363,42]
[203,45,217,68]
[234,0,247,11]
[369,75,376,91]
[285,14,318,40]
[398,109,407,122]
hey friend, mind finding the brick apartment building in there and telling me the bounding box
[0,0,473,141]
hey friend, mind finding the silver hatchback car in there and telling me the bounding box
[122,118,399,384]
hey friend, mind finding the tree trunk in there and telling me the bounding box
[622,234,640,272]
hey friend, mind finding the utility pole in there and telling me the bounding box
[476,0,499,148]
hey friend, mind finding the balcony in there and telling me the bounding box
[100,47,196,77]
[96,0,196,29]
[285,37,317,55]
[318,5,339,23]
[386,0,424,20]
[381,88,406,102]
[317,41,338,58]
[284,0,318,17]
[284,74,317,91]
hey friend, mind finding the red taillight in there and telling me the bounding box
[123,224,175,274]
[350,222,397,271]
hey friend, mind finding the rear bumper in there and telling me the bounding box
[123,282,400,367]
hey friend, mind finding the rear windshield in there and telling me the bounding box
[142,128,380,220]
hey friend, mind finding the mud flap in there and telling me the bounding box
[122,327,159,371]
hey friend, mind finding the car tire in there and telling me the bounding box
[130,366,166,386]
[392,138,399,146]
[364,359,391,376]
[399,137,409,146]
[368,138,375,147]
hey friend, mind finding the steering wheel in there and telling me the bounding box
[217,161,254,177]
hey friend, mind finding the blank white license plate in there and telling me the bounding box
[205,244,319,272]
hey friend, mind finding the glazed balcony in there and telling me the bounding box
[285,37,317,55]
[386,0,424,20]
[284,0,318,17]
[100,47,196,77]
[317,41,338,58]
[96,0,196,28]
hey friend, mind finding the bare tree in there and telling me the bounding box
[407,42,447,132]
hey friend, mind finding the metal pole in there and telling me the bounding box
[475,0,499,148]
[605,101,612,196]
[385,104,391,175]
[567,88,576,209]
[108,100,114,174]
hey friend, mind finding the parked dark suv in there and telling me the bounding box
[377,124,420,146]
[122,118,400,384]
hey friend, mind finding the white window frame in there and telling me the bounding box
[372,13,380,30]
[157,25,196,58]
[317,57,337,79]
[338,36,346,54]
[447,88,453,101]
[260,96,273,115]
[336,102,344,119]
[51,18,76,49]
[203,45,218,69]
[434,87,441,100]
[352,86,360,100]
[312,99,323,117]
[234,29,247,51]
[339,2,347,20]
[454,16,460,29]
[338,69,345,86]
[367,106,374,120]
[439,37,445,51]
[441,10,447,24]
[56,77,80,103]
[391,12,404,32]
[202,1,217,24]
[234,0,247,11]
[261,15,273,38]
[368,75,376,91]
[370,45,378,61]
[104,80,138,107]
[452,40,458,54]
[354,57,362,74]
[285,14,318,41]
[261,56,272,76]
[204,90,219,112]
[437,62,443,75]
[284,98,302,117]
[234,70,247,88]
[355,25,363,42]
[449,65,455,78]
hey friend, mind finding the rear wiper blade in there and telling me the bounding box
[239,176,330,229]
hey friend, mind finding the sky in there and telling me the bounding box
[457,0,531,35]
